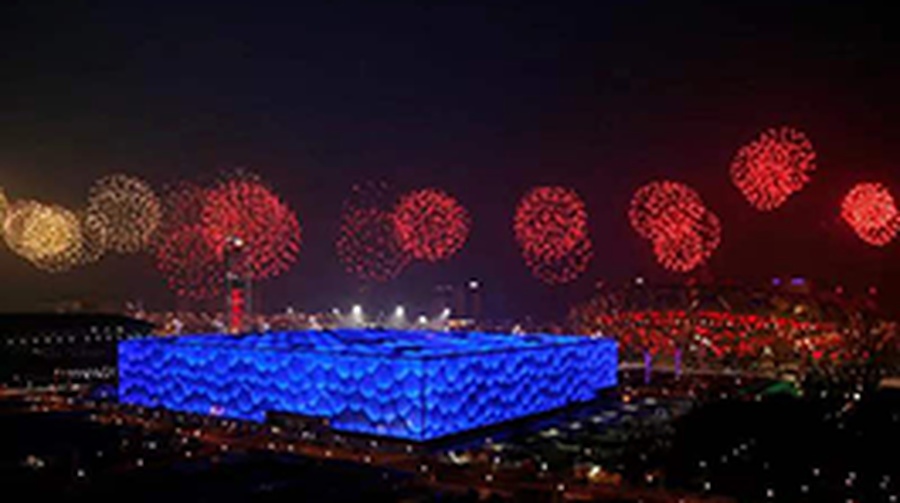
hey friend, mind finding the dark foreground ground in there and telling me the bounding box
[1,375,898,502]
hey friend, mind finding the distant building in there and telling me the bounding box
[433,280,484,322]
[119,329,618,441]
[433,284,456,316]
[771,276,814,295]
[0,313,155,385]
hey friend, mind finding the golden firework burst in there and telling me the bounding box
[3,201,85,272]
[77,209,110,264]
[87,174,161,253]
[0,187,8,233]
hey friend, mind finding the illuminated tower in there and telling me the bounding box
[468,280,482,321]
[454,287,465,320]
[224,236,252,334]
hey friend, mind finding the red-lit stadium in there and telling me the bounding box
[571,279,898,377]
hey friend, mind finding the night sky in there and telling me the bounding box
[2,1,899,318]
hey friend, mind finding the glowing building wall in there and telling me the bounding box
[118,330,617,441]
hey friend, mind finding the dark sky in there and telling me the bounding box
[1,1,899,318]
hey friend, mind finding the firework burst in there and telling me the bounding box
[841,182,900,246]
[629,180,721,273]
[155,224,225,299]
[731,126,816,211]
[200,174,302,280]
[3,201,84,272]
[337,207,410,283]
[87,174,161,253]
[393,188,470,262]
[514,186,593,284]
[523,236,594,285]
[514,186,589,261]
[0,187,8,231]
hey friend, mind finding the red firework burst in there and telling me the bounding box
[523,236,594,285]
[514,186,589,261]
[155,181,208,245]
[731,126,816,211]
[393,188,470,262]
[841,182,900,246]
[514,186,593,285]
[629,181,721,272]
[343,180,395,215]
[201,176,302,280]
[651,210,721,272]
[152,182,221,298]
[155,224,224,300]
[628,181,705,241]
[336,207,410,283]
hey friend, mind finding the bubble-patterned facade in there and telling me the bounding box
[118,330,618,441]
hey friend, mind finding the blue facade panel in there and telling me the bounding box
[118,330,617,441]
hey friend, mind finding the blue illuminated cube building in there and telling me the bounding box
[118,330,617,441]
